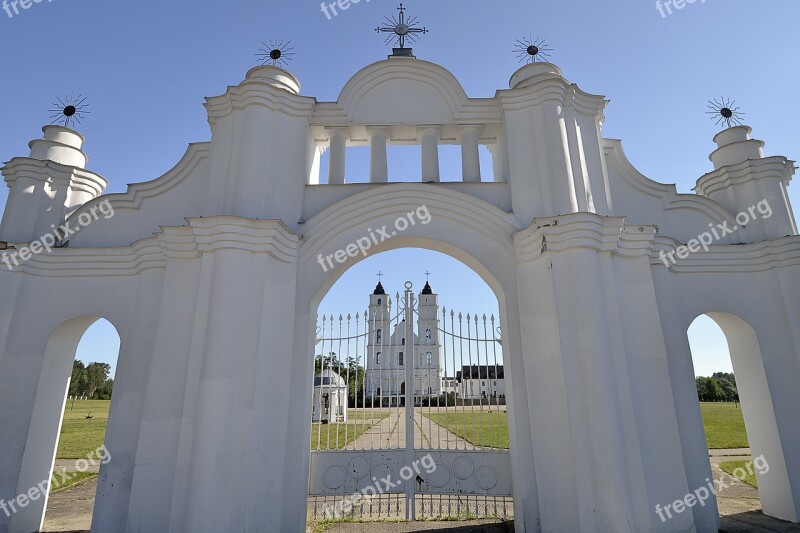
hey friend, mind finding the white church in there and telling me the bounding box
[365,280,442,405]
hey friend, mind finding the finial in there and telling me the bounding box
[376,3,428,56]
[425,270,431,281]
[377,270,384,282]
[256,39,295,68]
[513,36,553,64]
[48,94,89,128]
[707,97,746,129]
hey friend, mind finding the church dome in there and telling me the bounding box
[314,369,346,388]
[373,281,386,295]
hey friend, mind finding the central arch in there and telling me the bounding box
[288,184,536,529]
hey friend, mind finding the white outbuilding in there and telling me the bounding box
[312,369,348,423]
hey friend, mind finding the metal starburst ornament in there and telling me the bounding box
[707,97,746,129]
[376,4,428,51]
[256,39,295,68]
[48,94,89,128]
[513,36,553,64]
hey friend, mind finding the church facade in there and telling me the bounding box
[365,281,442,405]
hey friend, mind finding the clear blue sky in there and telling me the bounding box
[3,0,798,377]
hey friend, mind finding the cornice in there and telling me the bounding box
[205,79,316,129]
[694,156,796,197]
[514,212,656,264]
[651,235,800,273]
[2,157,107,197]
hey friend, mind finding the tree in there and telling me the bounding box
[85,362,112,399]
[696,376,724,402]
[69,360,88,398]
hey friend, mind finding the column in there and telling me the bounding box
[325,127,348,185]
[460,125,482,183]
[367,127,390,183]
[419,126,441,182]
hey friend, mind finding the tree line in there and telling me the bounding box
[69,360,114,400]
[696,372,739,403]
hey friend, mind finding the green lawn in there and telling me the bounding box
[699,402,749,449]
[720,460,759,488]
[311,422,375,450]
[54,401,744,457]
[56,400,110,459]
[424,410,509,449]
[50,471,98,493]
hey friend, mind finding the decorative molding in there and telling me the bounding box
[514,212,656,263]
[205,78,316,128]
[499,78,607,120]
[694,156,796,197]
[603,139,736,221]
[300,183,520,268]
[66,143,211,222]
[1,237,166,277]
[181,217,300,261]
[651,235,800,273]
[1,158,107,197]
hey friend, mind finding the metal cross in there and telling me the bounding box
[377,270,384,281]
[425,270,431,281]
[376,4,428,50]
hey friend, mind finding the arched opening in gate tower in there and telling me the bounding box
[12,317,120,533]
[686,313,796,524]
[307,248,514,525]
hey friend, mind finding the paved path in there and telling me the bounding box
[52,459,100,474]
[346,409,478,451]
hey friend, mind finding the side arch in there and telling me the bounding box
[9,316,121,533]
[688,311,797,522]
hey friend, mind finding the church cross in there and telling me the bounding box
[375,3,428,51]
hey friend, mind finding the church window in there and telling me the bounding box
[426,352,432,365]
[376,352,381,365]
[376,329,382,344]
[399,352,404,366]
[425,329,432,344]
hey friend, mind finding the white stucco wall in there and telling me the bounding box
[0,58,797,533]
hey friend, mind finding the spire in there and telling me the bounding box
[373,281,386,295]
[421,281,433,295]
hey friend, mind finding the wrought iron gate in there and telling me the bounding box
[308,282,513,522]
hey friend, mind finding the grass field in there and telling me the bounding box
[311,411,390,450]
[720,460,759,488]
[56,400,110,459]
[50,471,98,493]
[424,410,509,449]
[54,401,747,457]
[699,402,749,449]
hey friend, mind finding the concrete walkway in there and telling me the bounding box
[347,408,477,451]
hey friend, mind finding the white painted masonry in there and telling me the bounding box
[0,56,798,533]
